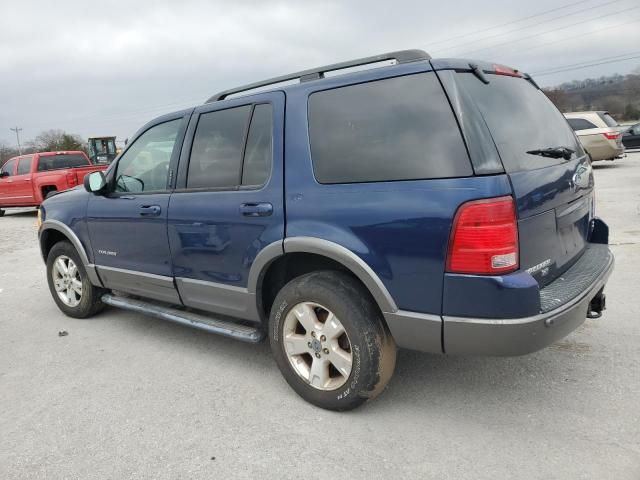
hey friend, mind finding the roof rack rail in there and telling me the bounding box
[205,49,431,103]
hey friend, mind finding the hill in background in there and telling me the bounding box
[544,67,640,121]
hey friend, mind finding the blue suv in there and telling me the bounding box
[39,50,614,410]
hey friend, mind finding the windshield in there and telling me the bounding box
[37,154,90,172]
[456,73,583,172]
[90,139,116,156]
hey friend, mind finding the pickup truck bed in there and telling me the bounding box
[0,151,107,210]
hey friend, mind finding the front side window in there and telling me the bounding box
[308,72,471,184]
[17,156,33,175]
[1,158,17,176]
[115,119,181,193]
[187,106,251,189]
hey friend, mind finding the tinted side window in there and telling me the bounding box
[567,118,597,131]
[37,154,90,172]
[308,72,471,184]
[1,159,17,176]
[115,119,180,193]
[242,104,273,186]
[188,106,251,189]
[17,156,33,175]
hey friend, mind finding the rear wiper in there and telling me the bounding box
[526,146,574,161]
[468,63,489,84]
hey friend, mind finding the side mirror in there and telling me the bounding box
[0,171,9,178]
[84,171,107,194]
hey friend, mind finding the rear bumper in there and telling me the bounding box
[442,244,614,355]
[587,140,624,161]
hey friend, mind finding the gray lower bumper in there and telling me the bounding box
[442,246,614,356]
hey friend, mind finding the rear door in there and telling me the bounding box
[455,71,592,285]
[86,113,190,303]
[168,92,284,320]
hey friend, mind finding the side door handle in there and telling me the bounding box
[239,202,273,217]
[139,205,161,216]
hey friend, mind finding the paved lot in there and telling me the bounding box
[1,153,639,479]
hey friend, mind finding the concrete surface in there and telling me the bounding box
[1,154,639,480]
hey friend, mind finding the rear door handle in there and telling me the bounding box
[240,202,273,217]
[139,205,161,216]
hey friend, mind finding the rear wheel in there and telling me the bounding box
[46,241,106,318]
[0,209,4,217]
[269,271,396,411]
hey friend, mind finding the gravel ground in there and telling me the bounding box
[0,153,639,479]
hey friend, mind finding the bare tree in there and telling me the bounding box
[30,130,86,152]
[0,143,19,165]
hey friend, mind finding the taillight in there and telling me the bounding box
[493,64,522,77]
[66,171,78,186]
[603,132,620,140]
[446,196,519,275]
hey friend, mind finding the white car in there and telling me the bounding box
[564,111,624,161]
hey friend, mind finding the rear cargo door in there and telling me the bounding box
[455,71,593,286]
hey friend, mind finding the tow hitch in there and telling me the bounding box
[587,289,606,319]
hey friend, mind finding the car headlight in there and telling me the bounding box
[37,208,43,228]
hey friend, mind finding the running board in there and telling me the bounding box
[101,294,265,343]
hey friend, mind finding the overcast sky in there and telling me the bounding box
[1,0,639,146]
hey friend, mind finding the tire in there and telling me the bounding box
[269,271,396,411]
[46,241,106,318]
[0,209,4,217]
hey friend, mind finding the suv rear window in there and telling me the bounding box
[37,154,90,172]
[598,112,618,128]
[308,72,471,184]
[567,118,597,131]
[457,74,583,172]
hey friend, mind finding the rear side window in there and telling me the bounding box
[17,156,33,175]
[598,112,618,128]
[567,118,597,131]
[188,106,251,189]
[457,74,583,172]
[308,72,472,184]
[242,104,273,186]
[37,154,90,172]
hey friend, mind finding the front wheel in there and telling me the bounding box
[0,208,4,217]
[46,241,106,318]
[269,271,396,411]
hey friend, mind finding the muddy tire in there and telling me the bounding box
[269,271,396,411]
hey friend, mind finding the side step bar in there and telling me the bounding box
[101,294,265,343]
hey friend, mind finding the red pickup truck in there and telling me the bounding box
[0,151,107,216]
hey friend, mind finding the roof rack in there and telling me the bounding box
[206,49,431,103]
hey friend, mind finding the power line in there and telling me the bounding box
[532,54,640,76]
[9,127,22,155]
[456,4,640,57]
[532,51,640,74]
[433,0,624,54]
[426,0,590,47]
[501,15,640,59]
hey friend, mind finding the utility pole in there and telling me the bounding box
[10,127,22,155]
